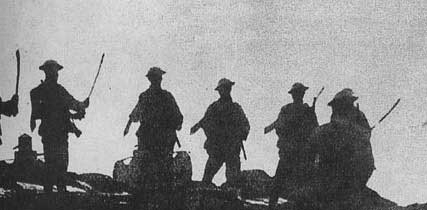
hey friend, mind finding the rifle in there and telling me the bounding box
[67,111,84,138]
[240,141,247,160]
[175,136,182,148]
[123,120,132,136]
[312,86,325,108]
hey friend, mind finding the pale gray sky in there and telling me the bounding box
[1,0,427,205]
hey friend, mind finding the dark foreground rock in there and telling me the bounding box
[0,191,132,210]
[1,188,426,210]
[113,150,192,193]
[1,182,426,210]
[78,173,127,193]
[0,169,425,210]
[0,181,243,210]
[238,169,272,199]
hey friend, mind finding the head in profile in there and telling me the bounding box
[215,78,235,98]
[288,82,309,103]
[327,88,360,119]
[146,67,165,88]
[39,60,63,84]
[328,88,358,108]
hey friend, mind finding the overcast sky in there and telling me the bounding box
[1,0,427,205]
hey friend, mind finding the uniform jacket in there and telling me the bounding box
[274,102,318,151]
[30,81,85,141]
[129,86,183,151]
[198,96,250,154]
[310,106,375,186]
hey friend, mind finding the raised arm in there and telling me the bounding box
[0,95,18,117]
[60,85,89,113]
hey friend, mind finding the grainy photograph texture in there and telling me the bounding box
[0,1,427,210]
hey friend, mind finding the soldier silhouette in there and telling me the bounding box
[30,60,89,193]
[290,88,375,209]
[124,67,183,209]
[326,88,374,189]
[124,67,183,156]
[265,82,318,209]
[0,94,18,145]
[190,78,250,186]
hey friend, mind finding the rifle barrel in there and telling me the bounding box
[241,142,247,160]
[316,86,325,98]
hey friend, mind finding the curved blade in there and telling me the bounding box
[378,98,401,124]
[88,53,105,98]
[15,49,20,95]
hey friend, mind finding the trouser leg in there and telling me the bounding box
[202,154,224,184]
[56,144,69,192]
[43,144,54,193]
[158,153,173,193]
[42,136,69,193]
[269,158,292,207]
[225,154,241,185]
[157,153,174,210]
